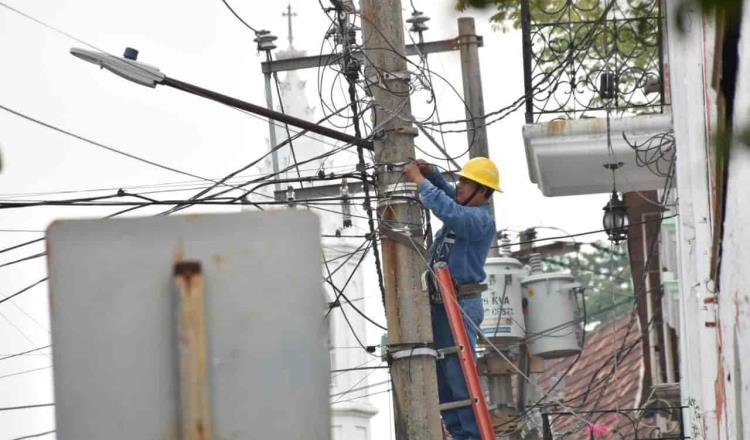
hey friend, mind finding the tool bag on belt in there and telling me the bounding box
[425,231,487,304]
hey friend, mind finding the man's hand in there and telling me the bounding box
[403,161,426,185]
[414,159,433,175]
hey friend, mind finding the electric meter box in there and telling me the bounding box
[480,256,526,342]
[522,272,582,358]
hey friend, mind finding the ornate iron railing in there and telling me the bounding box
[541,405,688,439]
[521,0,666,123]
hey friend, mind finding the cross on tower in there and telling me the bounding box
[282,2,297,48]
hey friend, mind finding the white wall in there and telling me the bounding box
[717,2,750,439]
[664,2,720,438]
[326,241,379,440]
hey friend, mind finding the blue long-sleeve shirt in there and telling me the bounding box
[418,170,495,285]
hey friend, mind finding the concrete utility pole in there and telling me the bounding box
[263,73,282,192]
[458,17,489,160]
[458,18,498,258]
[360,1,442,439]
[254,31,283,193]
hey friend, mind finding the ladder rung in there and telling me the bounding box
[439,399,473,411]
[437,346,459,357]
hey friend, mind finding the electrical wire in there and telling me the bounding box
[218,0,260,34]
[0,230,44,233]
[322,237,386,350]
[0,238,44,256]
[519,218,672,434]
[0,1,368,220]
[0,1,110,54]
[270,54,304,184]
[0,2,668,430]
[400,190,669,430]
[0,163,364,201]
[330,365,388,374]
[0,365,51,381]
[0,104,230,183]
[8,431,56,440]
[331,367,379,404]
[0,278,48,307]
[0,310,46,356]
[331,4,387,311]
[540,163,677,434]
[170,133,360,214]
[333,388,392,405]
[330,379,390,399]
[0,345,51,362]
[0,252,46,270]
[0,403,54,412]
[410,0,619,133]
[490,215,678,250]
[0,3,396,408]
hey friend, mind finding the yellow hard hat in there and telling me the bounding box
[456,157,501,192]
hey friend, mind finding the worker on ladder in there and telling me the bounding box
[403,157,501,440]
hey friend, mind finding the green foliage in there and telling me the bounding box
[455,0,745,33]
[675,0,744,32]
[545,241,634,324]
[740,124,750,148]
[454,0,518,31]
[454,0,608,31]
[456,0,664,117]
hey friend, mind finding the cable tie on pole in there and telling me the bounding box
[389,347,438,361]
[370,129,386,140]
[386,342,437,362]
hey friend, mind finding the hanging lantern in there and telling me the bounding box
[602,191,629,243]
[599,70,616,101]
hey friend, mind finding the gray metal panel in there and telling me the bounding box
[47,211,329,440]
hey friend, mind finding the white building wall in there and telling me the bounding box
[331,405,377,440]
[326,242,379,440]
[717,2,750,439]
[664,2,720,438]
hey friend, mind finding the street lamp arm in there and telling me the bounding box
[70,48,165,88]
[70,47,372,150]
[160,76,373,150]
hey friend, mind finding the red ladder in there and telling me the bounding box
[433,262,494,440]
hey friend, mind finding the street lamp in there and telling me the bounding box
[602,190,629,244]
[69,47,372,150]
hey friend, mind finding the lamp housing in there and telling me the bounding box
[603,191,629,243]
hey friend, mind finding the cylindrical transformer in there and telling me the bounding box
[480,256,526,343]
[522,272,581,358]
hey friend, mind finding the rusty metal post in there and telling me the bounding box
[360,1,442,439]
[174,261,213,440]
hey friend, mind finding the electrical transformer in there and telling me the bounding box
[522,271,582,358]
[480,256,526,343]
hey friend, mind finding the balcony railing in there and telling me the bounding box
[521,0,666,123]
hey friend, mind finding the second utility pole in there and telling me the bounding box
[360,1,442,439]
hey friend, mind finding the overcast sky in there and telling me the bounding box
[0,0,611,438]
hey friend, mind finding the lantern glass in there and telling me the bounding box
[603,210,614,231]
[602,191,628,243]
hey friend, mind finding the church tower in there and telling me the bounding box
[260,4,379,439]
